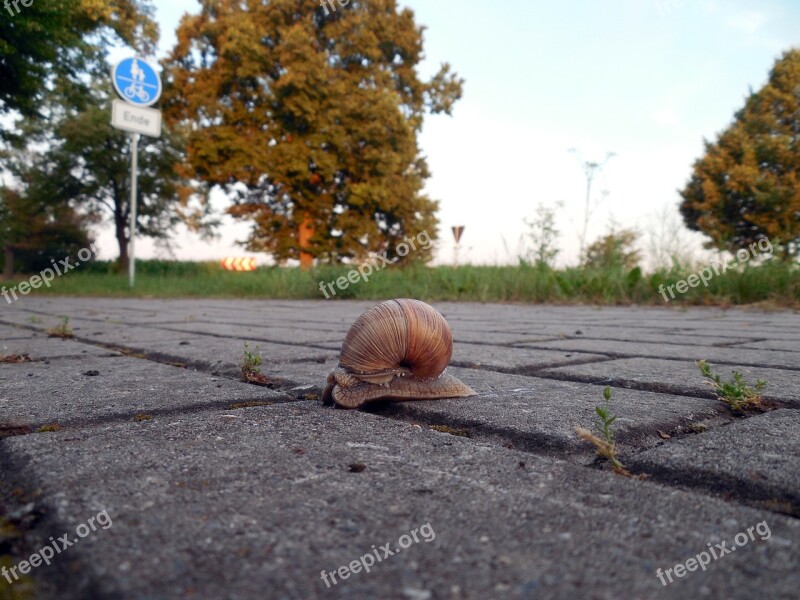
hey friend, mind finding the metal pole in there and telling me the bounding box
[129,133,139,287]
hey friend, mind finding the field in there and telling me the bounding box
[4,259,799,306]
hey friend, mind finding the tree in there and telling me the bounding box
[680,49,800,261]
[0,0,157,119]
[0,186,92,278]
[5,83,212,272]
[162,0,463,268]
[583,228,641,270]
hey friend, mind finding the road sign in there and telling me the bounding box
[221,257,258,272]
[452,226,465,244]
[110,57,163,288]
[112,57,162,107]
[111,100,162,138]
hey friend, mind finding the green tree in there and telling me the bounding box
[0,0,157,119]
[5,83,212,272]
[162,0,463,268]
[583,228,641,270]
[0,186,92,278]
[680,49,800,260]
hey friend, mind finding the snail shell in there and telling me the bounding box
[323,299,476,408]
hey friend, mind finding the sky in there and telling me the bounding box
[101,0,800,267]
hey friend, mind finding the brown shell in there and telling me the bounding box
[339,299,453,379]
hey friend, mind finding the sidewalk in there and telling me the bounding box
[1,298,798,599]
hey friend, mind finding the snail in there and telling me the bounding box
[323,298,476,408]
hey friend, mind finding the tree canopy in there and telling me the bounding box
[680,49,800,260]
[4,82,212,272]
[162,0,463,267]
[0,0,158,118]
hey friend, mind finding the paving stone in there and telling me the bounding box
[518,338,800,369]
[0,357,285,430]
[734,339,800,353]
[154,321,343,345]
[1,403,798,600]
[0,324,41,340]
[450,343,610,371]
[629,409,800,515]
[541,357,800,406]
[113,336,337,379]
[2,299,799,599]
[361,367,729,461]
[0,337,121,361]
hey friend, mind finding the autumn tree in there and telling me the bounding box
[0,0,158,119]
[162,0,463,268]
[680,49,800,260]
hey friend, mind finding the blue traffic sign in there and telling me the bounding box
[112,58,162,107]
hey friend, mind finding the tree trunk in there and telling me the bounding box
[298,215,314,271]
[3,244,13,280]
[116,222,129,274]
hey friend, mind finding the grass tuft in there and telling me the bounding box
[697,360,767,412]
[46,317,73,339]
[36,424,63,433]
[240,342,274,386]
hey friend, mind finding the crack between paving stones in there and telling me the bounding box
[623,459,800,520]
[519,370,800,408]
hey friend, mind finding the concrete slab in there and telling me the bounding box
[0,357,286,430]
[734,339,800,353]
[541,357,800,406]
[1,403,798,600]
[451,343,610,371]
[362,367,730,461]
[0,337,121,361]
[518,338,800,369]
[153,321,344,345]
[629,409,800,515]
[109,336,337,379]
[1,299,799,599]
[0,323,40,340]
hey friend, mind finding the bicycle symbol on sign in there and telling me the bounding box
[123,59,151,102]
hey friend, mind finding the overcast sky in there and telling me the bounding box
[101,0,800,266]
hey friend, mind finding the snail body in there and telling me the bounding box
[323,299,476,408]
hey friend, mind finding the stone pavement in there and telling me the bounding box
[0,298,798,600]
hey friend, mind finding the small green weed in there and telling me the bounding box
[240,342,272,385]
[576,386,630,476]
[697,360,766,412]
[46,317,73,339]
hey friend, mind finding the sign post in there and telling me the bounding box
[129,133,139,287]
[451,225,465,266]
[110,57,162,287]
